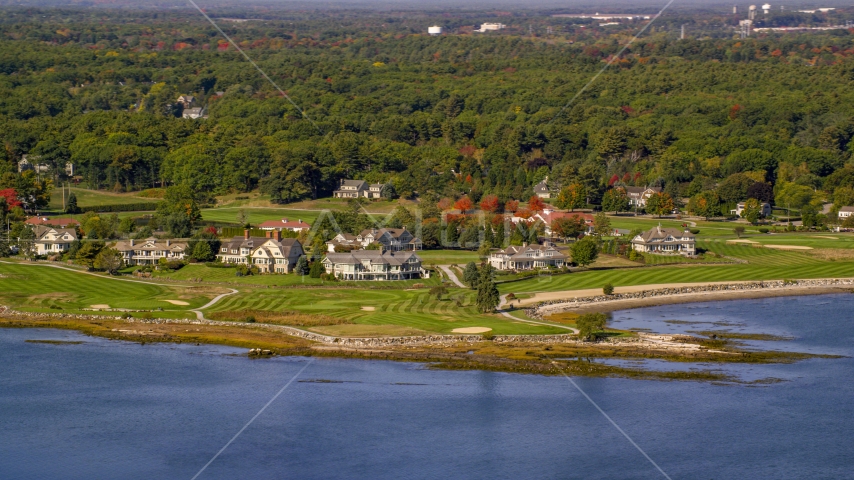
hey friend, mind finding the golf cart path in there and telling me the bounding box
[438,265,467,288]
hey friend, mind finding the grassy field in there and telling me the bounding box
[49,187,159,211]
[607,215,769,237]
[502,238,854,294]
[417,249,482,265]
[0,263,212,317]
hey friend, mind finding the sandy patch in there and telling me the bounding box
[812,236,839,240]
[360,306,376,311]
[763,244,813,250]
[452,327,493,334]
[90,304,110,309]
[726,239,756,244]
[163,300,190,306]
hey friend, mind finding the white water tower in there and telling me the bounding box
[428,25,443,36]
[762,3,771,14]
[748,4,757,19]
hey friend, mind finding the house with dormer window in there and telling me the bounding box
[488,242,568,271]
[33,226,78,256]
[631,225,696,255]
[217,229,304,273]
[113,238,189,265]
[333,179,385,199]
[321,250,423,280]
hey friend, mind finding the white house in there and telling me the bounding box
[732,201,772,218]
[322,250,423,280]
[113,238,188,266]
[33,226,78,256]
[249,236,304,274]
[838,206,854,220]
[625,186,661,207]
[217,230,304,273]
[332,179,384,199]
[327,228,421,252]
[631,225,696,256]
[489,243,568,271]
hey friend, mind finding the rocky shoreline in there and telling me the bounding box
[527,279,854,318]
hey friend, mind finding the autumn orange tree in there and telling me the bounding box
[645,192,675,218]
[556,183,587,211]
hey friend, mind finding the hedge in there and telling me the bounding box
[81,202,157,213]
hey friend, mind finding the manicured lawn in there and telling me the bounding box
[417,249,482,265]
[200,207,324,226]
[49,187,159,210]
[154,264,441,288]
[501,239,854,294]
[206,286,566,335]
[0,263,211,316]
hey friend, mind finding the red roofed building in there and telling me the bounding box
[257,218,311,232]
[25,217,80,228]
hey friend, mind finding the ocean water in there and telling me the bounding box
[2,294,854,479]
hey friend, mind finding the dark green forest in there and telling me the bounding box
[4,7,854,222]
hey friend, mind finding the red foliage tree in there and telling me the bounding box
[608,174,620,186]
[505,199,520,213]
[528,195,546,213]
[454,197,473,212]
[0,189,21,208]
[479,194,500,213]
[437,197,453,211]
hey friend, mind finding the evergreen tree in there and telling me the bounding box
[191,241,213,262]
[475,264,500,313]
[294,255,309,275]
[309,259,324,278]
[462,261,480,288]
[65,192,80,214]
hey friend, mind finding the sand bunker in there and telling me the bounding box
[812,236,839,240]
[360,306,376,311]
[764,244,813,250]
[163,300,190,306]
[726,239,756,244]
[452,327,493,334]
[90,304,110,309]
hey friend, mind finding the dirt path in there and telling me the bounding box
[438,265,467,288]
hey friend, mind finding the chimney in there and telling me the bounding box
[282,218,287,223]
[266,230,273,239]
[130,239,134,246]
[274,230,282,242]
[167,239,171,247]
[244,229,250,240]
[523,242,528,247]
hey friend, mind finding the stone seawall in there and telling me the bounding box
[528,279,854,319]
[0,307,583,347]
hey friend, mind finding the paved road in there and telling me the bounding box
[438,265,467,288]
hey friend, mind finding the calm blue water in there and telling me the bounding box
[2,294,854,479]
